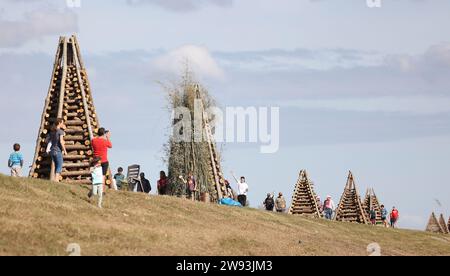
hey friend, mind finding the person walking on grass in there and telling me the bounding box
[89,157,104,208]
[323,195,335,220]
[47,118,67,182]
[380,205,388,228]
[92,128,112,190]
[231,172,249,207]
[8,143,24,177]
[390,207,399,228]
[113,167,125,190]
[275,192,287,213]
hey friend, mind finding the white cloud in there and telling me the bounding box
[153,45,225,80]
[0,9,78,48]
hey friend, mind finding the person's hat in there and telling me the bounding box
[327,195,331,198]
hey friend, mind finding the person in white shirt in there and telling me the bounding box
[89,157,104,208]
[231,172,249,207]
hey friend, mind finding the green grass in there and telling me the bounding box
[0,174,449,256]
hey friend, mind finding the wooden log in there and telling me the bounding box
[65,145,90,151]
[64,135,85,141]
[66,120,84,126]
[63,155,87,160]
[63,162,90,169]
[61,170,91,177]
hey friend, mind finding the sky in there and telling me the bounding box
[1,0,450,230]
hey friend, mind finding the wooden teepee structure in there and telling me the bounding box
[335,171,369,224]
[425,212,445,234]
[439,214,449,234]
[448,216,450,233]
[29,35,110,184]
[166,77,228,202]
[289,170,322,217]
[363,188,383,225]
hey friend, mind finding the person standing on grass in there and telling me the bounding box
[380,205,388,228]
[390,207,399,228]
[275,192,287,213]
[92,128,112,188]
[8,143,24,177]
[231,172,249,207]
[113,167,125,190]
[157,171,169,195]
[263,193,275,212]
[370,207,377,225]
[138,172,152,194]
[89,157,104,208]
[47,118,67,182]
[323,195,335,220]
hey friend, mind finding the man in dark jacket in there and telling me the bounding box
[138,172,152,194]
[263,193,275,211]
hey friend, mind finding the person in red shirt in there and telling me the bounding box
[92,128,112,182]
[157,171,169,195]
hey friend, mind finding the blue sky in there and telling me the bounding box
[1,0,450,230]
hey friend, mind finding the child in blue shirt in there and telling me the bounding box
[8,143,24,177]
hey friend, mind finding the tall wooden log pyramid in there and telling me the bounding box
[167,80,228,202]
[289,170,321,217]
[425,212,445,234]
[439,214,449,234]
[335,171,369,224]
[363,188,383,225]
[29,35,108,184]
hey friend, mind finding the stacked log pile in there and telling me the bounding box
[335,171,369,224]
[439,214,449,234]
[363,188,383,225]
[289,170,322,217]
[29,35,109,184]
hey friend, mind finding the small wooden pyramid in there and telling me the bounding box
[363,188,383,225]
[438,214,449,234]
[289,170,321,217]
[335,171,369,224]
[425,212,445,234]
[448,216,450,233]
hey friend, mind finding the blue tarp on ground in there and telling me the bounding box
[220,198,243,207]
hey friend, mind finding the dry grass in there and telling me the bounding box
[0,174,449,256]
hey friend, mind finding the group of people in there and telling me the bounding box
[263,192,287,213]
[6,119,400,226]
[314,195,400,228]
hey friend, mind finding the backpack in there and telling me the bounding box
[265,197,274,210]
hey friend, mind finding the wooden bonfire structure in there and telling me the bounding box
[166,77,228,202]
[363,188,383,225]
[289,170,322,217]
[439,214,449,234]
[448,216,450,233]
[425,212,446,234]
[29,35,110,184]
[335,171,369,224]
